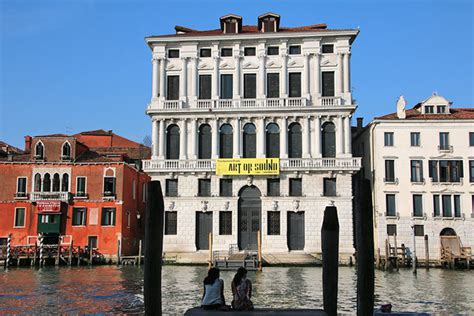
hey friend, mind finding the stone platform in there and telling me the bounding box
[184,307,326,315]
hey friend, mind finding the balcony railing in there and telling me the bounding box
[320,97,342,106]
[14,192,28,199]
[31,191,71,202]
[143,157,361,173]
[153,97,310,110]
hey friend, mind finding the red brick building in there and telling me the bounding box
[0,130,150,260]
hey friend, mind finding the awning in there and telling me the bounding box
[37,201,62,214]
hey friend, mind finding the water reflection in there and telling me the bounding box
[0,266,473,314]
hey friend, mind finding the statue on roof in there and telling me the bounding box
[396,96,406,119]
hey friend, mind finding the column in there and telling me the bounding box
[281,53,288,98]
[302,116,310,158]
[158,120,165,159]
[343,52,351,93]
[314,52,321,97]
[151,119,159,159]
[257,117,265,158]
[336,115,344,156]
[337,53,344,96]
[344,115,352,155]
[313,116,322,158]
[211,118,219,159]
[179,119,187,160]
[302,53,310,97]
[212,56,220,99]
[159,58,166,99]
[280,116,288,158]
[190,119,197,159]
[190,57,198,106]
[258,53,266,98]
[151,57,159,99]
[233,55,241,99]
[180,57,188,101]
[233,117,241,158]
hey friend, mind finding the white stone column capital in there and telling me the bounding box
[152,57,160,64]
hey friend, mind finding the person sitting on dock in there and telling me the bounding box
[231,267,254,311]
[201,267,227,310]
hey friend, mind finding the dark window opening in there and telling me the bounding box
[289,73,301,97]
[266,73,280,98]
[244,47,256,56]
[199,75,212,99]
[385,160,395,182]
[387,224,397,236]
[219,124,233,158]
[321,72,335,97]
[72,207,87,226]
[322,122,336,158]
[200,48,211,58]
[267,179,280,197]
[243,123,256,158]
[413,194,423,217]
[101,208,116,226]
[266,123,280,158]
[219,211,232,235]
[166,179,178,197]
[414,225,424,236]
[244,74,257,99]
[384,132,394,146]
[14,208,25,227]
[16,177,27,197]
[198,179,211,197]
[219,179,232,197]
[386,194,396,216]
[168,49,180,58]
[289,178,302,197]
[220,74,233,99]
[77,177,86,196]
[103,177,116,196]
[167,76,180,100]
[323,178,337,197]
[322,44,334,54]
[165,211,178,235]
[166,124,180,159]
[198,124,212,159]
[267,211,280,235]
[289,45,301,55]
[267,46,279,55]
[288,123,302,158]
[221,48,233,57]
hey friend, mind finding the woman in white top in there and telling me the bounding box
[201,267,226,310]
[231,267,254,311]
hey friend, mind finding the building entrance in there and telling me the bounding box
[196,212,213,250]
[287,211,305,250]
[238,186,261,250]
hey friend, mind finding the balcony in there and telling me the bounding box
[31,191,71,202]
[438,145,453,153]
[143,157,361,173]
[14,192,29,200]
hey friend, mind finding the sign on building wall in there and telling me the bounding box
[216,158,280,176]
[36,201,61,213]
[89,208,99,225]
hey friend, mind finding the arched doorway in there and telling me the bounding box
[440,227,457,236]
[238,186,261,250]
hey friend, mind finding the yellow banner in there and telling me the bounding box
[216,158,280,176]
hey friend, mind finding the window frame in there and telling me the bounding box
[198,179,211,197]
[16,177,27,197]
[244,47,256,56]
[469,132,474,147]
[220,48,233,57]
[322,44,334,54]
[76,176,87,197]
[289,178,302,197]
[267,211,281,235]
[165,179,178,197]
[410,132,420,147]
[288,45,301,55]
[266,46,279,56]
[199,48,211,58]
[323,178,337,197]
[14,207,26,228]
[387,224,397,236]
[267,178,280,197]
[384,132,394,147]
[412,194,423,217]
[101,207,116,226]
[168,49,180,58]
[165,211,178,235]
[410,160,424,183]
[386,194,396,216]
[103,176,116,196]
[219,211,232,235]
[219,179,233,197]
[72,207,87,226]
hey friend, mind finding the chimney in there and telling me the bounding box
[6,145,13,161]
[356,117,364,130]
[24,135,32,152]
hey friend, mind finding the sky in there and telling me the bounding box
[0,0,473,149]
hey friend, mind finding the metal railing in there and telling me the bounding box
[30,191,71,202]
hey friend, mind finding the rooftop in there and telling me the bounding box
[375,107,474,120]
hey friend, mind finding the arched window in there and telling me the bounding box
[219,124,233,158]
[52,173,60,192]
[266,123,280,158]
[166,124,180,159]
[62,174,69,192]
[35,142,44,159]
[288,122,302,158]
[34,173,42,192]
[322,122,336,158]
[198,124,212,159]
[243,123,256,158]
[43,173,51,192]
[62,142,71,159]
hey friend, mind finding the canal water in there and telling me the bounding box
[1,266,473,314]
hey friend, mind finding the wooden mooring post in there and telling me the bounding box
[394,234,399,271]
[117,239,121,265]
[424,235,429,270]
[138,239,142,265]
[412,226,417,275]
[68,242,73,266]
[257,229,262,271]
[77,246,81,267]
[56,237,61,266]
[384,239,390,270]
[32,242,37,267]
[321,206,339,316]
[376,248,381,270]
[144,181,164,315]
[208,232,213,269]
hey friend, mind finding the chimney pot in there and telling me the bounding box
[356,117,363,129]
[24,135,32,152]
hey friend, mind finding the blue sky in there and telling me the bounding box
[1,0,472,149]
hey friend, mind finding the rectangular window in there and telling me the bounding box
[225,21,236,34]
[132,180,136,200]
[410,160,423,182]
[267,46,279,55]
[429,161,439,182]
[322,44,334,53]
[200,48,211,58]
[414,225,424,237]
[387,224,397,236]
[244,74,257,99]
[142,182,147,202]
[267,179,280,197]
[14,208,26,227]
[384,160,395,182]
[289,73,301,97]
[88,236,98,249]
[410,132,420,147]
[437,105,446,113]
[433,160,463,183]
[439,132,449,150]
[198,179,211,197]
[263,19,275,32]
[168,49,179,58]
[321,72,335,97]
[165,211,177,235]
[16,177,27,197]
[470,161,474,183]
[289,45,301,55]
[103,177,116,196]
[266,73,280,98]
[167,75,179,100]
[413,194,423,217]
[76,177,86,196]
[220,48,233,57]
[384,132,394,146]
[101,208,116,226]
[244,47,256,56]
[386,194,396,216]
[433,195,440,217]
[470,132,474,146]
[323,178,337,197]
[219,179,232,197]
[219,211,232,235]
[72,207,87,226]
[289,178,302,197]
[220,74,233,99]
[442,195,452,217]
[199,75,212,99]
[267,211,280,235]
[425,105,434,114]
[165,179,178,197]
[454,195,461,217]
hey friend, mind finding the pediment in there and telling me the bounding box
[320,58,336,67]
[429,154,462,160]
[198,63,213,70]
[242,62,258,69]
[287,60,302,68]
[166,64,181,71]
[219,62,234,70]
[266,61,281,68]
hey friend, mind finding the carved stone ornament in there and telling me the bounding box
[246,176,253,187]
[396,95,406,119]
[168,201,175,211]
[292,200,300,212]
[201,200,209,212]
[272,201,279,211]
[223,201,230,211]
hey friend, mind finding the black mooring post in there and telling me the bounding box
[322,205,339,316]
[144,181,164,315]
[356,179,375,316]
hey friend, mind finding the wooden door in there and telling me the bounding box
[288,211,305,250]
[196,212,213,250]
[238,186,261,250]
